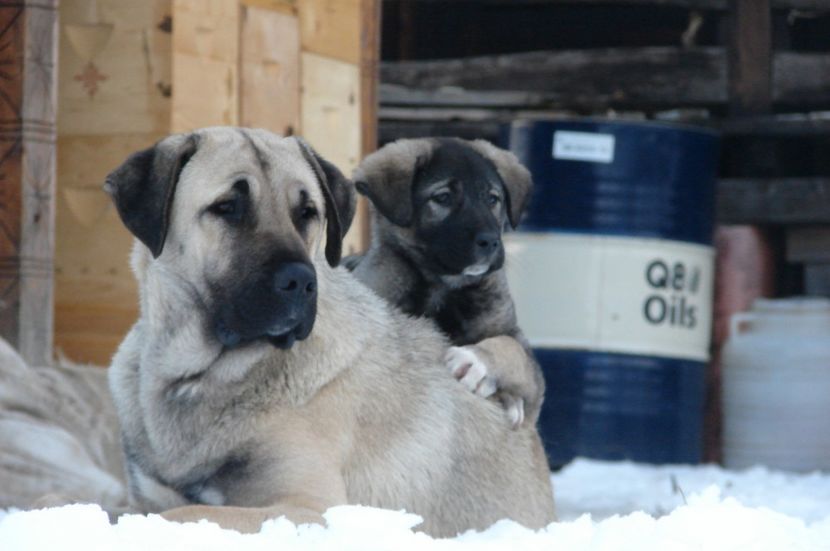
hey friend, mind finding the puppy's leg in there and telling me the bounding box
[446,335,543,429]
[445,346,498,398]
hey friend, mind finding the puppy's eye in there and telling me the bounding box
[209,199,237,216]
[300,204,318,220]
[431,192,451,206]
[488,193,501,206]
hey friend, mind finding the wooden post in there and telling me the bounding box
[0,1,58,365]
[728,0,772,115]
[359,0,381,248]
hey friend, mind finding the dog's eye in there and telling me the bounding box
[209,199,237,217]
[431,192,451,206]
[300,204,318,220]
[488,193,501,206]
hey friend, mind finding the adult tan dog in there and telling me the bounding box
[105,127,555,536]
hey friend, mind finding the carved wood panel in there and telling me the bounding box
[0,1,57,365]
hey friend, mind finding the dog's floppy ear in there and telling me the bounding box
[104,134,199,258]
[295,138,356,267]
[353,139,435,227]
[469,140,533,228]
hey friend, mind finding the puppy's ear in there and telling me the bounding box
[104,134,199,258]
[295,138,356,267]
[353,139,435,227]
[469,140,533,228]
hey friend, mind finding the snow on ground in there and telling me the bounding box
[1,459,829,550]
[553,458,830,523]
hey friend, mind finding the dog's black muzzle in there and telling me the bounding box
[213,261,318,350]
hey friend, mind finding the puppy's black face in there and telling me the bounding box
[411,140,508,278]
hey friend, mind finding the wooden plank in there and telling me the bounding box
[300,52,362,254]
[382,48,727,109]
[240,0,297,14]
[299,0,361,65]
[0,1,58,366]
[717,178,830,225]
[786,226,830,263]
[54,133,164,365]
[59,0,172,136]
[171,0,239,132]
[382,48,830,110]
[379,119,505,145]
[774,52,830,107]
[392,0,830,8]
[240,5,299,134]
[728,0,771,116]
[720,112,830,135]
[357,0,381,248]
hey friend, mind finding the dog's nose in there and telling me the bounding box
[274,262,317,296]
[474,232,501,256]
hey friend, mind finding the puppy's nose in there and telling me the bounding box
[474,231,501,256]
[274,262,317,296]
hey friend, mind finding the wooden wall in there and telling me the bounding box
[55,0,378,365]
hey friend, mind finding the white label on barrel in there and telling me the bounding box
[552,131,615,163]
[505,232,714,362]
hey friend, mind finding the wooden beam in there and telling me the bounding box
[383,0,830,9]
[358,0,381,247]
[382,48,728,109]
[717,178,830,225]
[382,48,830,110]
[720,113,830,135]
[786,226,830,263]
[728,0,772,116]
[0,0,58,365]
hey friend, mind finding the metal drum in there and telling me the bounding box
[505,119,719,466]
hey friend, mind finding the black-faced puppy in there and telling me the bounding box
[348,138,544,428]
[105,128,555,536]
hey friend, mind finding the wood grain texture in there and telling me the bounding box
[171,0,239,132]
[59,0,172,136]
[300,51,363,254]
[382,48,729,109]
[717,177,830,225]
[55,1,172,365]
[240,5,299,134]
[381,48,830,110]
[299,0,361,65]
[0,1,58,366]
[728,0,771,116]
[357,0,380,250]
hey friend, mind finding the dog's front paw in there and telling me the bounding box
[445,346,497,398]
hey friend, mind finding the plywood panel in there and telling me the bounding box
[240,6,299,134]
[299,0,361,65]
[300,52,363,254]
[171,0,239,131]
[54,133,164,365]
[57,0,172,365]
[59,0,172,136]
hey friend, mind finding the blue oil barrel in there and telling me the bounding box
[504,119,719,467]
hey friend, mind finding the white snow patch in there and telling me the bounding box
[2,460,829,550]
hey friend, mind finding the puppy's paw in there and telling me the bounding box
[445,346,497,398]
